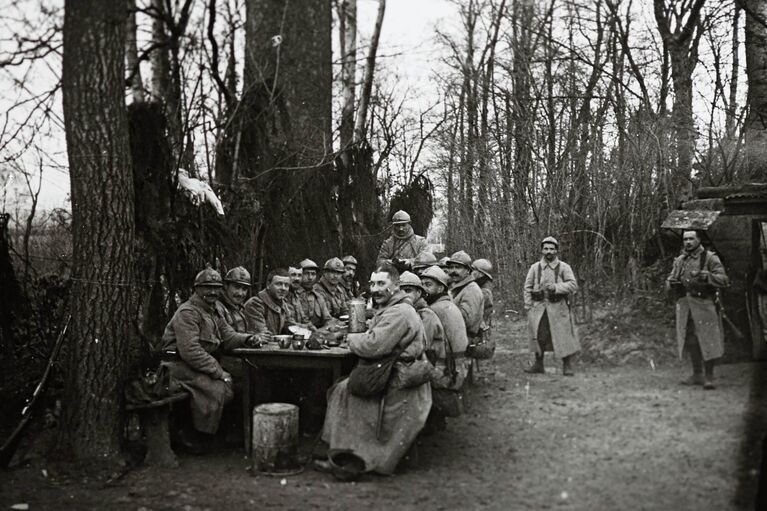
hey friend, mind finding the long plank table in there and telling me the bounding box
[231,345,357,454]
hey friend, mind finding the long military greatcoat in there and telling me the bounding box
[450,275,485,340]
[667,246,729,360]
[161,294,250,433]
[428,294,469,391]
[322,291,432,475]
[523,257,580,359]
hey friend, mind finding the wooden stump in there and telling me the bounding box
[251,403,299,472]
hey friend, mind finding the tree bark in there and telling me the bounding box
[339,0,357,153]
[744,0,767,180]
[61,0,137,461]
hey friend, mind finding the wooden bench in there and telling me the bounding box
[126,391,190,468]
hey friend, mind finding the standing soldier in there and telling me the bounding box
[377,210,430,270]
[446,251,485,351]
[666,230,729,389]
[161,268,255,450]
[341,255,360,298]
[314,257,349,319]
[472,258,495,339]
[297,258,333,328]
[523,236,580,376]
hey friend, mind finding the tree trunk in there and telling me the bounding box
[744,0,767,180]
[150,0,169,101]
[125,0,144,103]
[61,0,137,461]
[242,0,338,272]
[339,0,357,153]
[353,0,385,143]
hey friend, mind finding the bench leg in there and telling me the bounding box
[243,358,252,456]
[143,406,179,468]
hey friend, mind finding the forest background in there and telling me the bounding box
[1,0,767,465]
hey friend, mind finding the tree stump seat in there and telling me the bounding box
[126,391,190,468]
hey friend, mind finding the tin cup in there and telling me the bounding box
[292,338,305,350]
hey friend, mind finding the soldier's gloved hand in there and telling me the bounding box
[221,371,233,386]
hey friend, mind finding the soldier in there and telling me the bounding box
[666,230,729,389]
[412,251,438,277]
[445,251,485,350]
[399,271,445,359]
[523,236,580,376]
[314,257,349,319]
[376,210,430,270]
[286,265,306,324]
[420,265,469,428]
[297,258,334,328]
[342,255,360,298]
[472,258,494,333]
[216,266,251,333]
[161,268,255,449]
[243,268,295,342]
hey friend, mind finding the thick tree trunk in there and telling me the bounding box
[61,0,137,461]
[242,0,338,271]
[339,0,357,153]
[744,0,767,180]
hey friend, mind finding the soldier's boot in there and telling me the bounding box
[681,341,704,385]
[562,355,575,376]
[703,361,716,390]
[524,353,545,374]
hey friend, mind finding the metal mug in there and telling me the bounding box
[348,298,367,333]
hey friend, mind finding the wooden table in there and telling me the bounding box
[231,346,356,454]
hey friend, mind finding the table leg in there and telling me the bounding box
[242,357,252,456]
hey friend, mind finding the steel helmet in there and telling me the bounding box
[398,271,424,291]
[472,258,494,281]
[412,251,437,270]
[224,266,251,286]
[324,257,345,273]
[448,250,472,268]
[342,255,358,267]
[194,267,223,287]
[437,256,450,268]
[541,236,559,248]
[421,265,450,288]
[300,258,319,271]
[391,210,411,224]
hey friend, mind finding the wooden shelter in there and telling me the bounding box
[662,183,767,360]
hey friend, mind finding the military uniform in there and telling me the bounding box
[314,276,349,318]
[298,287,334,327]
[161,293,251,434]
[243,289,294,335]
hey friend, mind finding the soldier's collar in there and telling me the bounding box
[683,245,705,258]
[190,293,215,312]
[258,289,285,313]
[539,257,560,268]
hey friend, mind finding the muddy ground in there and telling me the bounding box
[2,314,767,510]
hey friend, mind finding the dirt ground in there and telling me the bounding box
[2,314,767,511]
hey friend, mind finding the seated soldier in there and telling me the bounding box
[297,258,334,328]
[161,267,256,452]
[342,255,361,299]
[286,265,307,323]
[243,268,295,341]
[314,257,350,319]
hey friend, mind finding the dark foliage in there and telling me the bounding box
[388,175,434,237]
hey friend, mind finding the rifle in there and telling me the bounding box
[716,291,744,340]
[0,315,71,468]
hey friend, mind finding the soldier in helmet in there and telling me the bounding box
[412,251,438,277]
[472,258,495,333]
[297,258,334,328]
[377,210,430,271]
[421,265,469,429]
[216,266,252,333]
[161,267,256,450]
[341,255,360,299]
[446,251,486,351]
[399,271,445,359]
[314,258,350,319]
[523,236,580,376]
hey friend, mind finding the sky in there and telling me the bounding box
[0,0,458,213]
